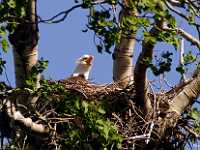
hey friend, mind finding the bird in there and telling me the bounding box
[71,54,94,80]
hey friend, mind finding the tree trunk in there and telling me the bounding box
[112,9,137,88]
[9,0,39,105]
[9,0,39,88]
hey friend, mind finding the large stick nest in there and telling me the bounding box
[0,79,195,149]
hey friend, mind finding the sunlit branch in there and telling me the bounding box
[177,28,200,49]
[163,27,200,49]
[179,38,187,82]
[4,99,49,134]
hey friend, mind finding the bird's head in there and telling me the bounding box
[72,54,94,80]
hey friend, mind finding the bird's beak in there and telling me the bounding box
[85,55,94,65]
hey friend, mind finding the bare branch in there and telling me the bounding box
[177,28,200,49]
[165,1,200,27]
[179,38,187,82]
[4,99,49,134]
[39,1,107,24]
[184,126,200,138]
[163,27,200,49]
[39,4,82,24]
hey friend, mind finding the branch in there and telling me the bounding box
[179,38,187,82]
[39,1,107,24]
[177,28,200,49]
[169,73,200,114]
[165,1,200,27]
[39,4,82,24]
[4,99,49,134]
[134,22,165,113]
[163,26,200,49]
[184,125,200,138]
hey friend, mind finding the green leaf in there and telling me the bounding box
[176,66,185,74]
[0,26,6,36]
[82,101,89,113]
[7,0,16,8]
[183,51,196,65]
[98,107,106,114]
[189,108,200,120]
[1,38,9,52]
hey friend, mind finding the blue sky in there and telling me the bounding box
[0,0,199,89]
[1,0,114,86]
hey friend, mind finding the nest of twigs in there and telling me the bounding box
[0,79,194,149]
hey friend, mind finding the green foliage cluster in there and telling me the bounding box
[145,51,173,76]
[58,99,122,149]
[38,81,123,149]
[87,9,119,53]
[0,0,28,75]
[25,58,49,89]
[0,0,27,31]
[189,108,200,133]
[176,51,198,75]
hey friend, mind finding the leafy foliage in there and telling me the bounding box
[37,81,123,149]
[87,9,119,53]
[25,58,49,89]
[58,99,122,149]
[148,51,173,76]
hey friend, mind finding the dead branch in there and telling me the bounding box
[38,1,107,24]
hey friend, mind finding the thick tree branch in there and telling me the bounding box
[169,73,200,114]
[134,22,164,113]
[4,99,49,134]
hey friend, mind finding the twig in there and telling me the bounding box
[22,135,27,150]
[129,100,147,123]
[184,126,200,138]
[39,4,82,24]
[39,1,107,24]
[112,113,123,127]
[126,134,150,141]
[145,121,154,144]
[179,38,187,82]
